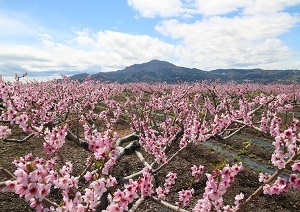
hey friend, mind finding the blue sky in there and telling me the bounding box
[0,0,300,81]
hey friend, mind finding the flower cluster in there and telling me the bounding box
[177,188,194,207]
[0,125,11,139]
[105,179,139,211]
[138,169,154,197]
[43,125,68,154]
[191,165,205,183]
[2,154,58,210]
[271,123,299,170]
[193,163,243,211]
[156,172,177,199]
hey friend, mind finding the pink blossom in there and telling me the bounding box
[275,177,287,190]
[30,198,43,211]
[289,174,300,189]
[84,171,93,181]
[90,178,107,197]
[234,193,244,206]
[15,114,29,129]
[25,183,39,201]
[38,184,51,201]
[259,173,270,183]
[82,188,97,209]
[156,186,165,199]
[57,174,71,190]
[191,165,204,182]
[15,184,26,197]
[124,188,138,203]
[105,176,117,187]
[2,180,17,192]
[0,125,11,139]
[14,169,28,186]
[291,162,300,172]
[105,203,124,212]
[178,188,194,206]
[263,184,272,195]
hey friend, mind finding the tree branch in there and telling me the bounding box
[0,120,10,123]
[150,196,189,212]
[78,158,93,181]
[0,182,5,190]
[3,134,34,143]
[116,133,139,147]
[117,160,156,185]
[135,150,150,167]
[66,130,89,151]
[129,195,144,212]
[116,140,140,161]
[223,125,246,140]
[117,170,144,184]
[153,143,188,174]
[0,167,14,179]
[234,152,300,211]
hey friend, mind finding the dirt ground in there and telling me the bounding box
[0,126,300,212]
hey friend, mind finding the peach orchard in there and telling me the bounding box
[0,75,299,211]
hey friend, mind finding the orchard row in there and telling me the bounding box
[0,76,299,211]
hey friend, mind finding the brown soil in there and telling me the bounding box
[1,126,300,212]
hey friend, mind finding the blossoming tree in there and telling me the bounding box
[0,76,299,211]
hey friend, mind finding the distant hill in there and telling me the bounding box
[71,60,300,83]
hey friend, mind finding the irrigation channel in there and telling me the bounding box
[151,112,290,178]
[202,135,290,179]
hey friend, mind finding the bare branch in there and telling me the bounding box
[129,195,144,212]
[3,134,34,143]
[0,182,5,190]
[0,120,10,123]
[0,167,14,179]
[117,162,155,184]
[223,125,246,140]
[66,130,89,151]
[116,133,139,147]
[153,143,188,174]
[56,151,65,165]
[76,113,80,144]
[150,196,189,212]
[116,140,140,161]
[96,191,109,211]
[78,158,93,181]
[234,120,264,132]
[135,150,150,167]
[117,170,144,184]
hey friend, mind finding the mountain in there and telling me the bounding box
[211,68,300,83]
[71,60,300,83]
[77,60,218,83]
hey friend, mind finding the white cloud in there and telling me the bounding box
[93,31,175,60]
[1,1,300,80]
[192,0,252,16]
[127,0,184,18]
[73,30,95,46]
[128,0,300,17]
[191,0,300,16]
[156,13,300,40]
[244,0,300,15]
[0,10,46,36]
[155,12,300,69]
[0,13,27,34]
[0,30,176,77]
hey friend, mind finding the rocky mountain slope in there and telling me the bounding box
[71,60,300,83]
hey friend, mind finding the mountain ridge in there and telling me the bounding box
[71,60,300,83]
